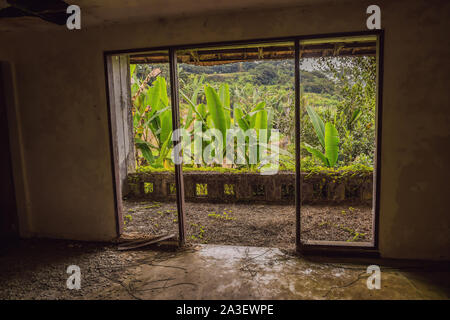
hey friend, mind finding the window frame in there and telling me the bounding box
[103,30,384,256]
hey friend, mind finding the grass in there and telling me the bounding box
[135,163,373,175]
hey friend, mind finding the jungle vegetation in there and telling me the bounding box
[130,56,376,173]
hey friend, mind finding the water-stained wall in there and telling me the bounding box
[0,0,448,259]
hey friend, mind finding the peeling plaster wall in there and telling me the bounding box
[0,0,449,258]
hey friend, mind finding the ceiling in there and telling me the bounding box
[130,39,377,65]
[0,0,340,32]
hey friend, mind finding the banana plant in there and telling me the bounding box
[204,85,231,147]
[181,83,274,168]
[131,68,173,168]
[207,85,274,168]
[303,105,340,167]
[134,76,278,169]
[180,75,205,130]
[235,101,276,169]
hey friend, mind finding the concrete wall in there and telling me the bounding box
[0,0,448,258]
[127,171,373,204]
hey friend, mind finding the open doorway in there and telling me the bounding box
[104,31,382,253]
[106,51,181,242]
[115,43,298,250]
[173,42,296,249]
[298,35,381,250]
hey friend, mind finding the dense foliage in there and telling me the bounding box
[130,56,376,172]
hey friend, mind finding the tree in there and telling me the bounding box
[250,63,278,85]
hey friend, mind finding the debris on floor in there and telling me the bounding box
[122,200,373,249]
[118,233,176,251]
[1,241,449,300]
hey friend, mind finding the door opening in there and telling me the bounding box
[104,30,383,253]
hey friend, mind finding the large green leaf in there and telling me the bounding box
[254,109,268,144]
[254,109,267,130]
[248,102,266,128]
[306,105,325,148]
[158,132,173,165]
[184,106,194,129]
[148,116,160,143]
[205,86,227,147]
[147,77,168,113]
[135,138,154,165]
[130,64,136,77]
[144,106,170,128]
[219,83,230,108]
[219,83,231,129]
[324,122,339,167]
[302,143,329,166]
[197,103,208,120]
[206,115,214,130]
[180,90,206,123]
[267,109,274,141]
[191,75,204,105]
[144,87,157,114]
[234,106,249,131]
[159,109,173,148]
[158,77,169,106]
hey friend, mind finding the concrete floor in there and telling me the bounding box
[88,244,450,300]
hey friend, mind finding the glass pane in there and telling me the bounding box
[122,50,180,241]
[299,36,378,246]
[176,42,297,250]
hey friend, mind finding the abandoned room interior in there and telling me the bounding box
[0,0,449,301]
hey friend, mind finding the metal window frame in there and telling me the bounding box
[103,30,384,256]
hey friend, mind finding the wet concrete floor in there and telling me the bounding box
[88,244,450,300]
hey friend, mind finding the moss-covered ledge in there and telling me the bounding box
[126,166,373,204]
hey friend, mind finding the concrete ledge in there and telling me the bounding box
[126,170,373,204]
